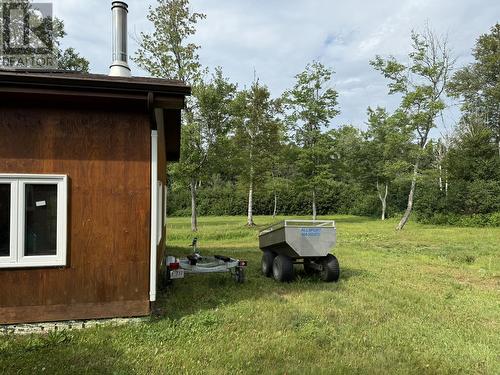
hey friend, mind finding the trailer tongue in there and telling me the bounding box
[259,220,340,282]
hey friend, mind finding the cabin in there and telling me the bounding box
[0,70,189,324]
[0,1,190,324]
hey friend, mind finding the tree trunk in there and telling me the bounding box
[396,161,419,230]
[438,164,443,191]
[312,188,317,220]
[272,191,277,219]
[247,178,255,226]
[445,167,448,197]
[376,182,388,220]
[190,179,198,232]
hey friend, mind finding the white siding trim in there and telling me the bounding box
[150,130,158,302]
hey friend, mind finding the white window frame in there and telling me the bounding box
[0,179,17,264]
[0,174,68,268]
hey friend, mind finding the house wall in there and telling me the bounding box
[0,105,152,324]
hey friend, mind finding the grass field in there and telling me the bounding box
[1,215,499,374]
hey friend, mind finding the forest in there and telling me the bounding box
[133,1,500,231]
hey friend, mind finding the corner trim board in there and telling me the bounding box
[149,130,158,302]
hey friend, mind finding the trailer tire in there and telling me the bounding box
[159,267,172,289]
[261,251,276,277]
[236,267,246,283]
[321,254,340,282]
[273,255,294,282]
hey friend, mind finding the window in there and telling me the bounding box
[0,174,67,268]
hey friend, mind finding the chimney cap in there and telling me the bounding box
[111,1,128,11]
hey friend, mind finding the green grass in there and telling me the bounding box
[1,215,499,374]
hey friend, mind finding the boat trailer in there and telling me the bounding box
[164,238,247,283]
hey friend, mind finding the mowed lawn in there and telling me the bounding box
[1,216,499,374]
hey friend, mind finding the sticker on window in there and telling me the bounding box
[35,200,47,207]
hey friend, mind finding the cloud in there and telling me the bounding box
[54,0,500,131]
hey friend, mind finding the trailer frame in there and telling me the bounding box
[163,238,248,284]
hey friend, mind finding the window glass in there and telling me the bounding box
[0,184,10,257]
[24,184,58,256]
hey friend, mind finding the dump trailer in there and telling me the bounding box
[258,220,340,282]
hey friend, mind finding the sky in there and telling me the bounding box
[55,0,499,132]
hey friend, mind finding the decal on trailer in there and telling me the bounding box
[301,228,321,237]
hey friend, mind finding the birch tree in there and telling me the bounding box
[171,68,236,231]
[434,138,450,195]
[365,108,413,220]
[265,148,289,218]
[134,0,205,84]
[233,79,280,226]
[134,0,206,231]
[284,62,339,220]
[371,26,454,230]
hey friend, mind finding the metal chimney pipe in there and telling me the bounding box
[109,1,131,77]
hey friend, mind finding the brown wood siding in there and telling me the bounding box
[0,301,150,325]
[0,106,151,323]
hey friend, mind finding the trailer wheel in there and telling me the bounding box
[235,267,246,283]
[159,267,172,289]
[261,251,276,277]
[320,254,340,282]
[273,255,294,282]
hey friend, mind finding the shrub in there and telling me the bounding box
[417,212,500,227]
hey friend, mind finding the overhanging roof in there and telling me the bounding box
[0,69,191,110]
